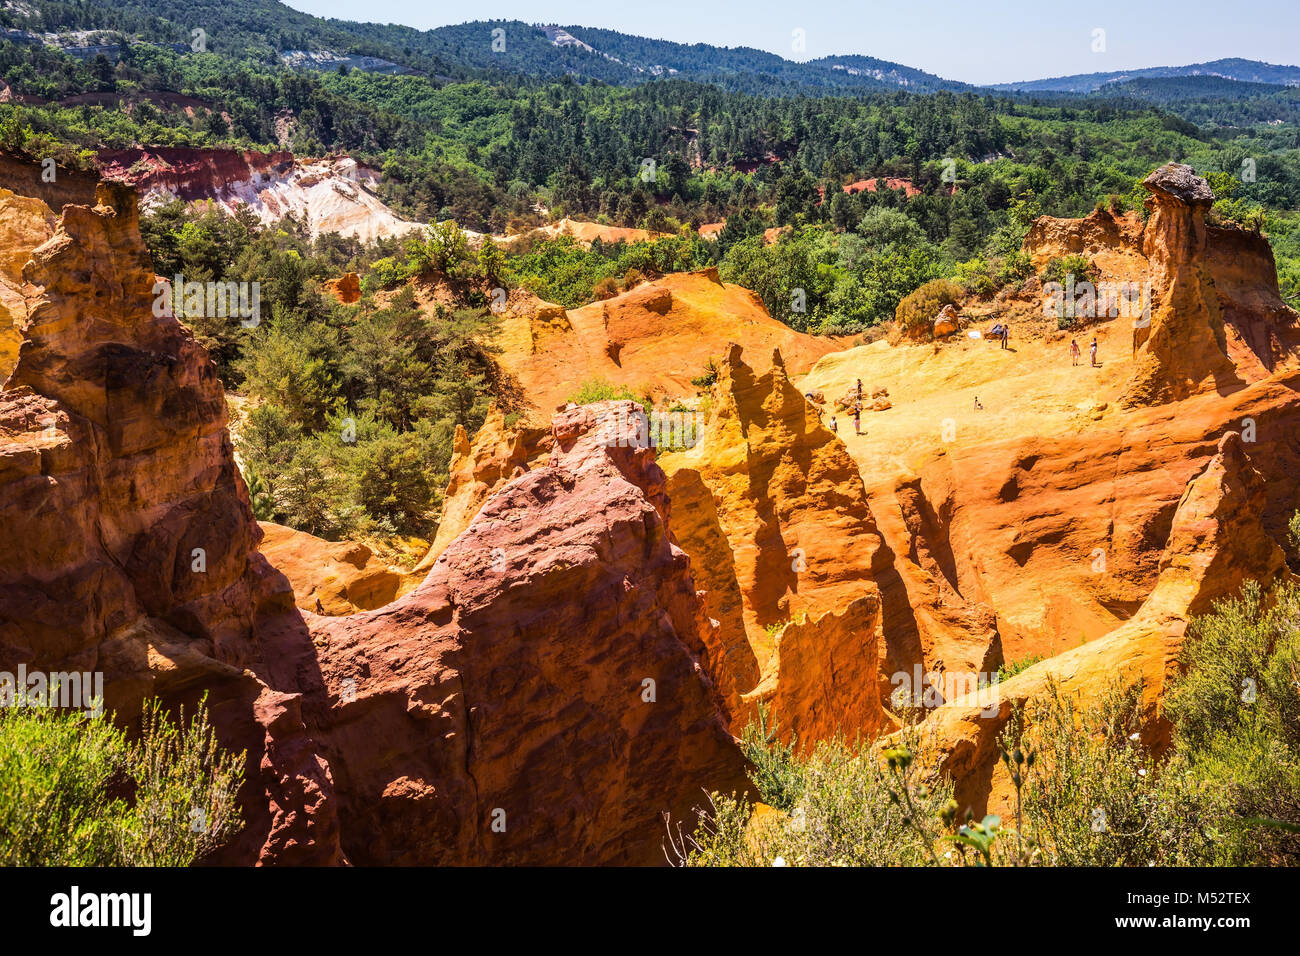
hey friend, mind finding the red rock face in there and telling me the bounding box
[0,186,746,865]
[0,151,99,209]
[0,183,343,865]
[1,183,271,677]
[264,402,748,865]
[96,147,295,202]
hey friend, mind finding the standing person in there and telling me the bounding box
[1001,322,1010,350]
[830,415,838,434]
[853,405,861,435]
[1090,336,1098,367]
[1070,338,1081,366]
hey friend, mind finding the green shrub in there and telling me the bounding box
[690,358,719,389]
[740,704,802,811]
[0,697,243,866]
[678,579,1300,867]
[678,722,955,866]
[566,379,650,413]
[1040,254,1098,287]
[994,250,1035,286]
[998,653,1044,680]
[1004,678,1221,866]
[1162,580,1300,864]
[952,257,995,297]
[894,279,963,339]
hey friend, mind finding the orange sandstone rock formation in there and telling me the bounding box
[661,345,894,745]
[1024,164,1299,407]
[410,406,551,578]
[0,187,55,376]
[269,401,749,864]
[0,184,747,867]
[922,431,1290,816]
[802,164,1300,664]
[1123,163,1242,405]
[257,522,401,615]
[495,269,845,414]
[504,216,666,247]
[322,271,361,304]
[741,595,891,748]
[0,183,343,865]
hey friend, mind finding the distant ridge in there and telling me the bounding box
[988,57,1300,94]
[2,1,1296,100]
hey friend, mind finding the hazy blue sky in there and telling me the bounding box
[284,0,1300,86]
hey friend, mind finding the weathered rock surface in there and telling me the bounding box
[1,185,745,866]
[802,166,1300,663]
[410,406,552,577]
[1123,163,1243,405]
[0,186,55,377]
[500,216,666,247]
[922,431,1291,815]
[98,148,424,242]
[1022,168,1300,399]
[661,345,895,744]
[0,183,343,865]
[933,303,960,338]
[494,269,847,414]
[1022,205,1146,277]
[257,522,401,615]
[741,595,891,747]
[322,271,361,304]
[265,401,748,864]
[0,151,99,211]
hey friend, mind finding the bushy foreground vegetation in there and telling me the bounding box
[678,580,1300,866]
[0,697,243,866]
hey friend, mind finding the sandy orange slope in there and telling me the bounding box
[495,267,847,415]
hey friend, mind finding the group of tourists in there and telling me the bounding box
[828,333,1101,439]
[829,378,865,436]
[1070,337,1100,367]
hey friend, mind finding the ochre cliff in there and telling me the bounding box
[409,406,552,579]
[263,401,749,864]
[0,186,55,377]
[494,269,848,414]
[1123,163,1243,405]
[257,522,402,615]
[5,159,1300,865]
[0,183,343,865]
[660,345,896,746]
[0,185,747,866]
[1024,163,1300,404]
[800,165,1300,665]
[97,147,424,243]
[921,431,1291,816]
